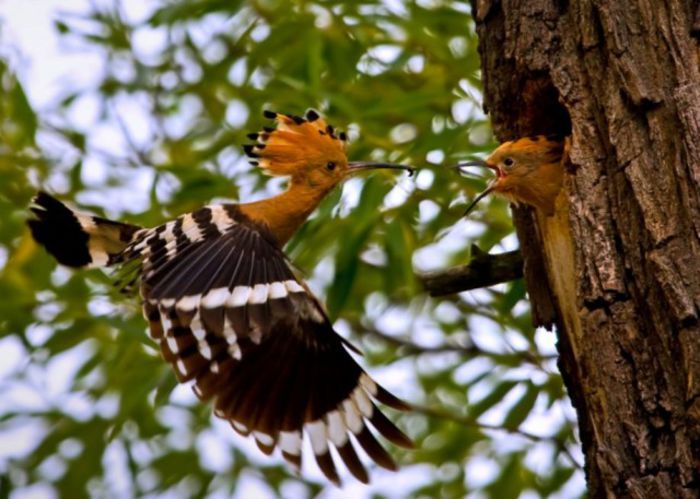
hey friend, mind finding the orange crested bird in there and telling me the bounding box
[27,110,415,485]
[455,135,565,216]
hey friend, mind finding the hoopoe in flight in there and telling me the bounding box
[28,110,415,485]
[455,135,565,216]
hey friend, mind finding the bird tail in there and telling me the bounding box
[27,191,143,268]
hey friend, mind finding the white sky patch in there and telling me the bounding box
[451,98,476,124]
[0,384,48,415]
[8,483,58,499]
[165,93,204,138]
[375,305,412,335]
[169,382,198,407]
[232,472,276,499]
[383,177,414,208]
[503,327,530,351]
[415,168,434,190]
[406,54,424,73]
[225,98,250,127]
[89,122,130,157]
[465,454,500,488]
[250,23,270,42]
[535,327,558,356]
[119,0,160,24]
[65,91,101,131]
[25,323,54,347]
[434,301,461,323]
[497,232,520,251]
[81,155,108,186]
[0,0,103,110]
[412,324,446,348]
[469,314,507,354]
[453,356,494,385]
[95,393,120,419]
[426,149,445,164]
[132,24,168,64]
[60,393,96,423]
[521,399,566,438]
[469,122,493,145]
[228,57,247,86]
[111,91,156,150]
[0,336,26,380]
[380,0,409,16]
[44,341,95,398]
[338,177,363,214]
[390,122,417,144]
[196,429,233,473]
[0,417,47,462]
[103,440,135,499]
[0,245,7,271]
[418,199,440,224]
[361,244,388,266]
[202,37,227,64]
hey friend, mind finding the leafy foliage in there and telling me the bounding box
[0,1,583,497]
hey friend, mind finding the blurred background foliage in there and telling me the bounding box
[0,1,584,497]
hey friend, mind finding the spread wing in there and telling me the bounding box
[122,204,412,484]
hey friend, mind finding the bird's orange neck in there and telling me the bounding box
[239,180,335,246]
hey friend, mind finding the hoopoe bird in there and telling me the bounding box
[27,110,415,485]
[455,136,565,216]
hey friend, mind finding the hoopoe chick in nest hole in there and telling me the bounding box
[456,135,566,216]
[27,110,415,485]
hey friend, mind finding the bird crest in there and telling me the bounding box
[244,110,348,177]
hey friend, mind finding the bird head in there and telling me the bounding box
[456,135,565,216]
[244,110,413,193]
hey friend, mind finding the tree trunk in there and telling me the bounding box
[470,0,700,496]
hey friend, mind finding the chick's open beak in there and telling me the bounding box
[452,160,502,216]
[453,159,503,177]
[348,161,415,176]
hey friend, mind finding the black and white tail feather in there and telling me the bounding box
[27,191,413,484]
[28,191,142,268]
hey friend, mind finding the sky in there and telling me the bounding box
[0,1,585,497]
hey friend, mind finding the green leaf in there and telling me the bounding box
[503,381,539,429]
[469,380,518,419]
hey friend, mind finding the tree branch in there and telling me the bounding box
[413,403,583,469]
[362,325,479,356]
[419,246,524,296]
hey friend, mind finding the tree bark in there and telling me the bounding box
[470,0,700,496]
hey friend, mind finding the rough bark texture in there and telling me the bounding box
[470,0,700,496]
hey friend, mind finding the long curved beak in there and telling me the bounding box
[348,161,415,176]
[463,184,497,216]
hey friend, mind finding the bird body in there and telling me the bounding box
[28,110,414,485]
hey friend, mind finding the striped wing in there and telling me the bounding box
[123,204,412,484]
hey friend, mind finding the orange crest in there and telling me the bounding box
[244,110,348,177]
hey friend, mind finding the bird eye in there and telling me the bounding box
[503,157,515,168]
[326,161,337,171]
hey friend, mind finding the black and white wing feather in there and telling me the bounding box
[122,204,412,484]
